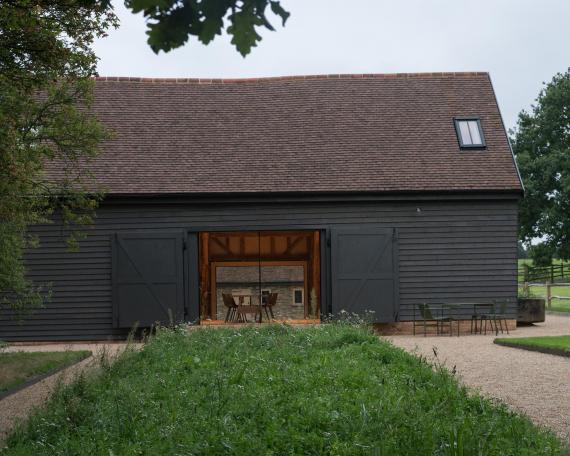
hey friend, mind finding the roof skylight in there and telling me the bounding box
[454,118,486,149]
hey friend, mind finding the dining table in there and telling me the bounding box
[232,294,263,323]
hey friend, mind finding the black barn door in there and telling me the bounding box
[112,232,185,328]
[331,227,398,322]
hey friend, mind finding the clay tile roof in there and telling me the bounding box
[46,72,523,195]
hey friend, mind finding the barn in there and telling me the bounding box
[0,72,523,341]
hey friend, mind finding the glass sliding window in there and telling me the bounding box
[260,263,306,320]
[198,230,321,324]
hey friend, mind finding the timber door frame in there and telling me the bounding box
[185,232,200,322]
[186,227,328,324]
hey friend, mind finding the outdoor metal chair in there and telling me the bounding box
[491,299,511,335]
[413,303,453,336]
[471,303,496,335]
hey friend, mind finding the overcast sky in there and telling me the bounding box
[94,0,570,131]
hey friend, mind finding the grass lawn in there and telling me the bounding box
[495,335,570,357]
[0,351,91,393]
[2,325,568,455]
[518,258,569,269]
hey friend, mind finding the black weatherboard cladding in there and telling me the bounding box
[0,194,519,341]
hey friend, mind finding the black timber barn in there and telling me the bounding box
[0,72,524,341]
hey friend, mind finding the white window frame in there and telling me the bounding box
[292,288,304,307]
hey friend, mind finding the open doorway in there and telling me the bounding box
[198,231,321,323]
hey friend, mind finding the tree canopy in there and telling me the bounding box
[1,0,290,313]
[513,69,570,260]
[124,0,290,56]
[0,1,117,312]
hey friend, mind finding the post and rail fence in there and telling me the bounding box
[522,281,570,310]
[521,263,569,284]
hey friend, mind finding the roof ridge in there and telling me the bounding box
[93,72,489,84]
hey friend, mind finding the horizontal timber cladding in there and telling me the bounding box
[0,195,519,341]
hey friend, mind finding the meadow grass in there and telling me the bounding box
[2,325,568,455]
[0,351,91,393]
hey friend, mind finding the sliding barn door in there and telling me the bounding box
[112,232,185,328]
[331,227,398,322]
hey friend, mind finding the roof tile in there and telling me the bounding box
[48,72,522,195]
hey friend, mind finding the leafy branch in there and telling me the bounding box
[125,0,290,56]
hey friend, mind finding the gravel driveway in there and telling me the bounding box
[388,314,570,439]
[0,343,131,442]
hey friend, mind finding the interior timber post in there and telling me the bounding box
[312,231,321,318]
[199,233,211,319]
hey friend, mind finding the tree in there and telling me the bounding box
[513,69,570,260]
[1,0,288,314]
[0,1,117,312]
[529,243,553,267]
[517,241,528,259]
[125,0,289,56]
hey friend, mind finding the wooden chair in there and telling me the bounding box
[262,292,278,320]
[222,293,239,323]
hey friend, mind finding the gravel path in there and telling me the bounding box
[388,314,570,439]
[0,343,130,442]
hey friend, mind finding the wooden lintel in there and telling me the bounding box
[211,236,231,254]
[209,254,308,262]
[284,236,305,255]
[270,236,276,256]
